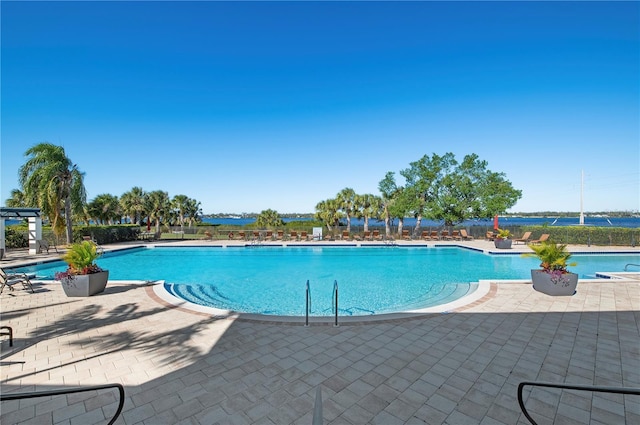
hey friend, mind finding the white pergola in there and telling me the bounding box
[0,207,43,255]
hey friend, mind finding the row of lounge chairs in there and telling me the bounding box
[486,231,550,245]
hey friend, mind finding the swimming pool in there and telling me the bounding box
[13,246,639,317]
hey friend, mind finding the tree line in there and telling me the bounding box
[6,143,202,244]
[314,152,522,237]
[6,144,522,243]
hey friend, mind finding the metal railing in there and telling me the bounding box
[1,383,125,425]
[517,381,640,425]
[624,263,640,271]
[305,280,311,326]
[331,280,339,327]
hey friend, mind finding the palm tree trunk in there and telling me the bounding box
[64,196,73,244]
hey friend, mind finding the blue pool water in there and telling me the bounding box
[13,246,639,316]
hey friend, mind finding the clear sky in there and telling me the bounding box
[2,1,638,214]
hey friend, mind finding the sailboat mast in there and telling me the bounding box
[579,170,585,225]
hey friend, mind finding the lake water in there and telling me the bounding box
[204,216,640,228]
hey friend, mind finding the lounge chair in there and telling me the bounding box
[441,230,451,240]
[265,230,273,241]
[421,230,430,241]
[300,231,310,241]
[0,268,34,294]
[238,231,246,240]
[363,230,372,241]
[430,230,439,240]
[513,231,532,244]
[276,230,284,240]
[459,229,473,240]
[402,230,411,240]
[252,231,261,240]
[36,239,50,254]
[485,231,496,241]
[372,230,383,240]
[289,231,298,241]
[528,234,550,245]
[341,231,350,240]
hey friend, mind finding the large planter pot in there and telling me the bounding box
[531,269,578,296]
[62,270,109,297]
[494,238,512,249]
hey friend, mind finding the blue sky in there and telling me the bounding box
[2,1,638,214]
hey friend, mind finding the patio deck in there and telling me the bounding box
[1,240,639,424]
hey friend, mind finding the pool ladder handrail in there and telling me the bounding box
[332,280,339,327]
[624,263,640,271]
[305,280,311,327]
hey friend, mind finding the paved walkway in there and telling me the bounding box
[1,241,639,424]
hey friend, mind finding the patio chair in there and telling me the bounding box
[441,230,451,240]
[276,230,284,240]
[421,230,430,241]
[341,231,350,240]
[430,230,439,240]
[0,268,35,294]
[300,231,310,241]
[265,230,274,241]
[528,234,550,245]
[451,230,461,240]
[485,231,496,241]
[363,230,372,241]
[289,231,298,241]
[37,239,51,254]
[513,231,532,244]
[402,230,411,240]
[459,229,474,240]
[372,230,383,241]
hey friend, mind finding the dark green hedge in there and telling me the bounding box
[511,226,639,247]
[73,225,140,244]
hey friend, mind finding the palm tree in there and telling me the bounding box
[120,187,147,225]
[315,198,343,231]
[354,193,382,232]
[19,143,86,244]
[336,188,356,233]
[256,209,284,228]
[87,194,121,224]
[5,189,27,208]
[172,194,190,232]
[145,190,171,235]
[184,198,202,228]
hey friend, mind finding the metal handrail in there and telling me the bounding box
[1,383,125,425]
[305,280,311,327]
[624,263,640,271]
[332,280,339,327]
[517,381,640,425]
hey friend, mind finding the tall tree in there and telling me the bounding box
[183,198,202,228]
[120,187,147,225]
[353,193,382,232]
[378,172,401,237]
[5,189,27,208]
[255,209,284,228]
[406,153,522,226]
[18,143,86,243]
[336,188,357,233]
[145,190,171,235]
[87,194,121,225]
[315,198,343,231]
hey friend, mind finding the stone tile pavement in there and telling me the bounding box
[1,243,639,424]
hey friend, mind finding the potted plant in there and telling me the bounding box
[55,241,109,297]
[494,228,512,249]
[523,241,578,296]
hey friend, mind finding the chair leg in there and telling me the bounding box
[0,326,13,346]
